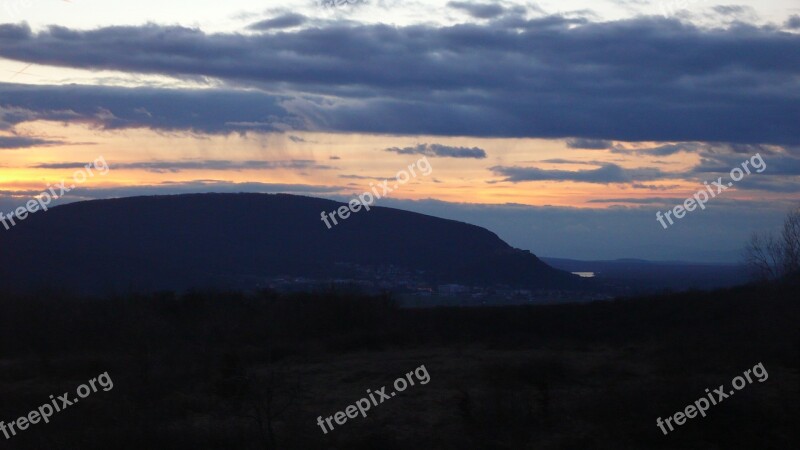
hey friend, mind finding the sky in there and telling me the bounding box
[1,0,799,262]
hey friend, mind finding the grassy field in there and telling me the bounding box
[0,283,797,449]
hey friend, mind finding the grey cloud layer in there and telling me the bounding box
[492,149,799,191]
[0,16,798,143]
[447,1,508,19]
[566,138,613,150]
[491,163,669,184]
[385,143,487,158]
[32,160,328,173]
[248,13,307,30]
[0,83,295,133]
[0,134,65,149]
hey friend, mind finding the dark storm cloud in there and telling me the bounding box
[0,17,798,143]
[385,143,487,159]
[491,163,670,184]
[32,160,328,173]
[248,13,307,30]
[0,23,29,39]
[0,83,296,133]
[787,15,800,29]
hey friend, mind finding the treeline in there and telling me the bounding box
[0,283,797,449]
[1,282,798,362]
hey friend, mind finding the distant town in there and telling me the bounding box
[242,263,612,307]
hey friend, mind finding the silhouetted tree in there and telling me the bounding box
[746,208,800,280]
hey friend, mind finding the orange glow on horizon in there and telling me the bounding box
[1,122,789,209]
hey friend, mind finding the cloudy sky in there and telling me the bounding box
[1,0,799,262]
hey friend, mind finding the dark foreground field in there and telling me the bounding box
[1,283,798,449]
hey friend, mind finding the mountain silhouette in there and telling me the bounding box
[0,193,577,295]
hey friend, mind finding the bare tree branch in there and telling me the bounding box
[745,207,800,281]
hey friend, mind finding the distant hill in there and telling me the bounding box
[0,193,578,295]
[542,257,749,294]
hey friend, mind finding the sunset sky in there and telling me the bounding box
[1,0,799,261]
